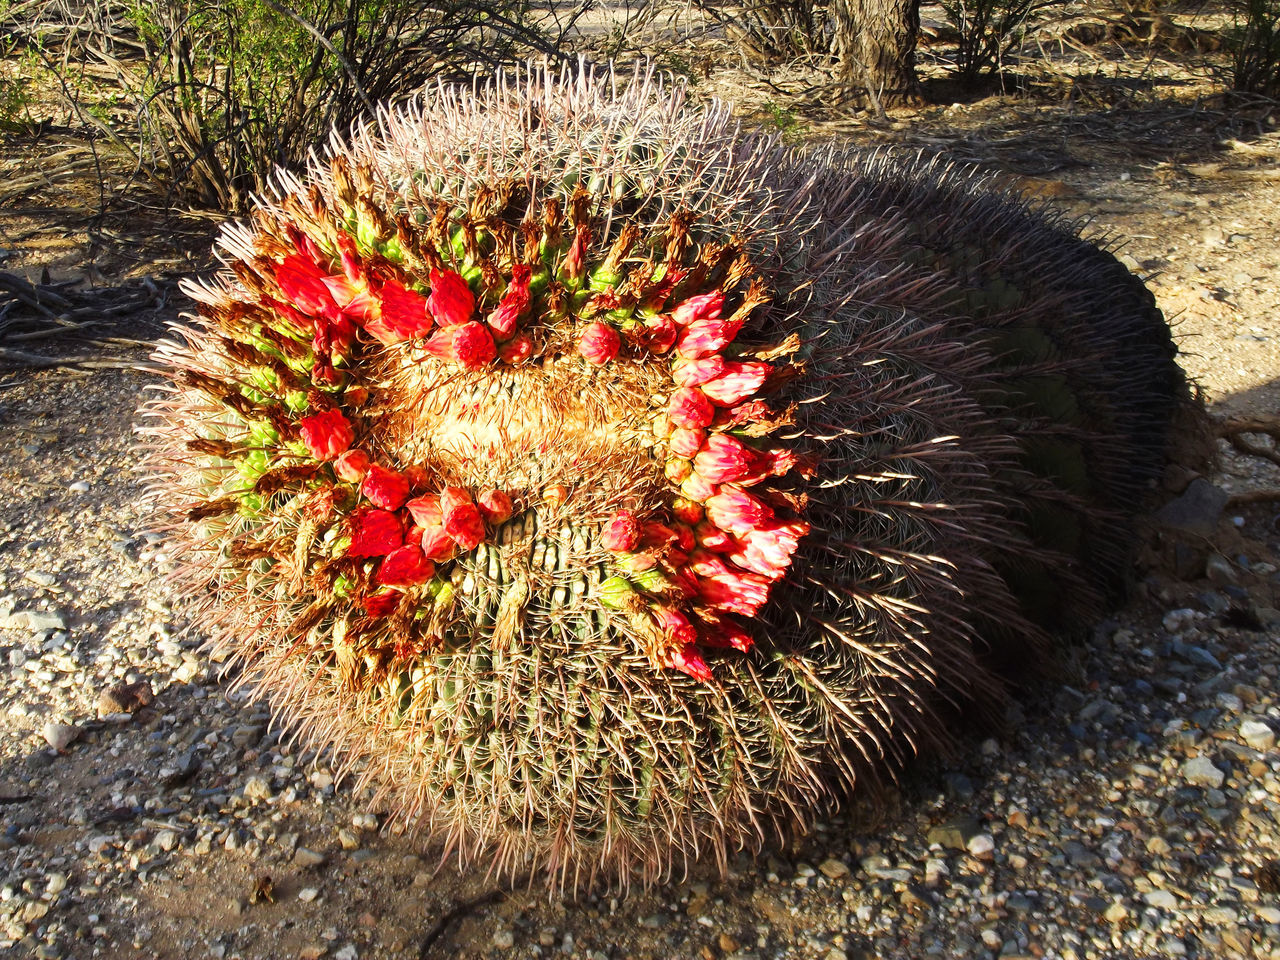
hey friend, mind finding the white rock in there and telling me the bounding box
[1181,756,1225,789]
[334,946,358,960]
[298,887,320,903]
[1241,720,1276,752]
[41,722,80,752]
[155,829,179,852]
[174,660,201,683]
[23,611,66,633]
[242,776,272,800]
[1145,890,1178,910]
[1216,692,1244,713]
[818,858,850,880]
[1258,906,1280,924]
[924,858,950,887]
[1162,608,1198,633]
[966,833,995,859]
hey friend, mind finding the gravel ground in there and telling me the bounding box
[0,360,1277,960]
[2,85,1279,960]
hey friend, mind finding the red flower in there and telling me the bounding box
[701,621,754,652]
[600,510,642,552]
[349,507,403,558]
[636,315,677,354]
[673,356,726,386]
[376,277,432,341]
[361,464,411,511]
[726,399,774,426]
[671,290,724,327]
[377,544,436,587]
[693,433,758,485]
[335,232,364,284]
[679,471,717,503]
[729,447,801,488]
[405,494,442,528]
[687,549,730,577]
[286,224,324,264]
[668,426,705,459]
[275,254,339,320]
[363,590,400,618]
[440,486,485,550]
[488,264,531,340]
[498,334,533,365]
[667,387,714,429]
[403,464,429,490]
[333,449,370,482]
[675,313,745,359]
[664,642,713,683]
[696,569,772,616]
[298,409,354,461]
[423,321,496,370]
[705,486,774,534]
[665,457,692,484]
[638,522,678,551]
[427,268,475,327]
[419,524,458,563]
[673,524,696,552]
[640,267,686,313]
[476,489,514,524]
[651,605,697,645]
[578,321,621,365]
[671,497,704,525]
[311,313,358,362]
[694,520,735,552]
[563,224,589,284]
[700,362,771,406]
[729,520,809,580]
[320,275,375,324]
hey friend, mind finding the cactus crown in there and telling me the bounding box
[140,63,1186,888]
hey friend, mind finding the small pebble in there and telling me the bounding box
[41,722,80,752]
[295,847,328,868]
[1241,720,1275,751]
[818,857,850,879]
[1182,756,1226,789]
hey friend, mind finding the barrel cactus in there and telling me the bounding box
[138,64,1190,887]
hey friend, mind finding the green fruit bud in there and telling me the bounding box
[380,238,405,263]
[598,576,637,609]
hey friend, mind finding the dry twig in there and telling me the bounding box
[1215,416,1280,506]
[0,270,180,369]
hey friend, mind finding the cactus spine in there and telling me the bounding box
[138,64,1190,888]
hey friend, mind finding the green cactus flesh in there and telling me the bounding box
[137,65,1192,888]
